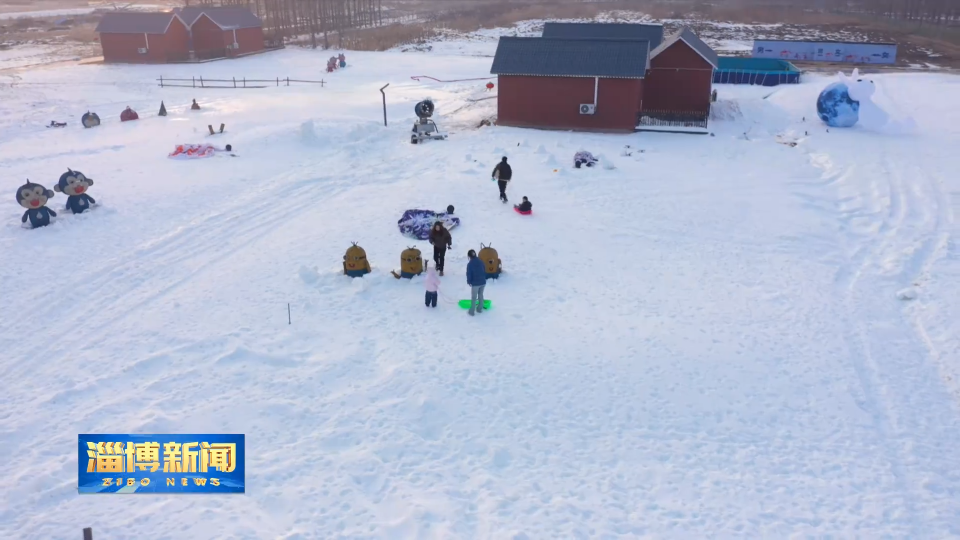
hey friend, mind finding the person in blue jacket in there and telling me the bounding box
[466,249,487,316]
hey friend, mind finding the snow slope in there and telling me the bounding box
[1,44,960,539]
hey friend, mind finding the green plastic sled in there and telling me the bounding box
[459,299,491,310]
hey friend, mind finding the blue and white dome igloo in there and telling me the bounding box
[816,69,876,128]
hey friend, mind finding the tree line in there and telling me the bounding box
[827,0,958,25]
[189,0,385,46]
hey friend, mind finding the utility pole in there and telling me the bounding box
[380,83,389,126]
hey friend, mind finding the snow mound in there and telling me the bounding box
[711,99,743,121]
[597,154,616,170]
[298,265,321,284]
[300,120,316,142]
[897,287,919,301]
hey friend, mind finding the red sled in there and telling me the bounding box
[513,206,532,215]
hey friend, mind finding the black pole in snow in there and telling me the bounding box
[287,303,291,325]
[83,528,93,540]
[380,83,389,127]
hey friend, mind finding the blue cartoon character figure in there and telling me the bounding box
[16,180,57,228]
[54,169,96,214]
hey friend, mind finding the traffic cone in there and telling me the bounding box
[159,101,167,116]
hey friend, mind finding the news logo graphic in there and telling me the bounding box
[78,434,245,493]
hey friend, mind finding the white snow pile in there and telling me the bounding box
[1,32,960,540]
[299,119,317,142]
[897,286,919,300]
[710,99,744,121]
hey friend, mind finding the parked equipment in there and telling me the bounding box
[410,99,447,144]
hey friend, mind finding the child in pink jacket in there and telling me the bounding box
[424,264,440,308]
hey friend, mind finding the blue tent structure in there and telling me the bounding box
[713,57,801,86]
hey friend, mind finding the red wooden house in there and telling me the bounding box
[95,12,190,63]
[96,7,265,63]
[175,7,265,59]
[643,27,719,115]
[490,37,649,133]
[490,23,719,132]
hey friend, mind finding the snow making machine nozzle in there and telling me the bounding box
[411,99,448,144]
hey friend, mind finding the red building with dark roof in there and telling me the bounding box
[95,7,265,63]
[490,23,719,132]
[175,7,265,59]
[95,12,190,63]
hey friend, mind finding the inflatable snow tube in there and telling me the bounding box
[168,144,217,159]
[120,108,139,122]
[81,112,101,128]
[513,207,532,215]
[397,209,460,240]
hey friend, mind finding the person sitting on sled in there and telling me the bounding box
[514,196,532,213]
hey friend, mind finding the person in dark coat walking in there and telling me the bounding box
[466,249,487,315]
[428,221,452,276]
[492,156,512,203]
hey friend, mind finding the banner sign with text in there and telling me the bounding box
[753,40,897,64]
[78,434,245,493]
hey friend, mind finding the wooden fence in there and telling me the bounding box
[637,110,710,130]
[157,76,325,89]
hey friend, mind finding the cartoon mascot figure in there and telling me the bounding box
[17,180,57,228]
[55,169,96,214]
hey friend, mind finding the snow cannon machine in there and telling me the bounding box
[410,99,447,144]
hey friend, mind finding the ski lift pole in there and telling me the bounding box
[380,83,389,127]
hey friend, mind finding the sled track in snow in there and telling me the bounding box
[4,154,411,396]
[828,135,960,535]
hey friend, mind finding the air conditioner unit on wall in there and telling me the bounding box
[137,47,148,54]
[579,104,596,115]
[229,43,239,49]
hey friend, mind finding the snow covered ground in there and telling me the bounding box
[2,38,960,539]
[0,7,95,19]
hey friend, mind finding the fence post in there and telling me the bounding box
[276,77,279,87]
[233,77,236,88]
[192,76,195,88]
[83,528,93,540]
[159,76,163,88]
[243,77,246,88]
[380,83,389,127]
[200,76,204,88]
[286,77,290,86]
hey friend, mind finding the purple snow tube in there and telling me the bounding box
[397,209,460,240]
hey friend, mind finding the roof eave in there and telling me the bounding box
[649,31,718,69]
[163,12,188,33]
[195,12,227,30]
[491,72,645,79]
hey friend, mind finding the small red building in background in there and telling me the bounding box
[95,12,190,63]
[95,7,265,63]
[175,7,265,59]
[490,23,719,132]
